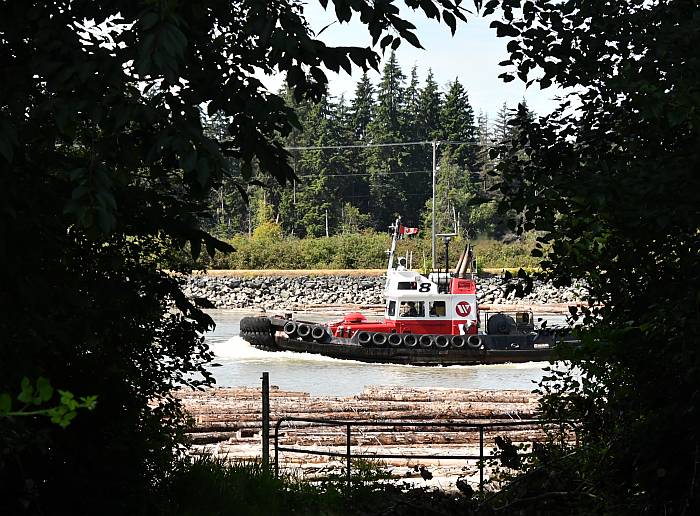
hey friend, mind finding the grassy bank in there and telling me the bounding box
[170,231,542,271]
[165,456,474,516]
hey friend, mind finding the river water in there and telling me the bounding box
[205,310,563,396]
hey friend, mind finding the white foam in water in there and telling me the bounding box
[211,336,369,364]
[211,337,555,372]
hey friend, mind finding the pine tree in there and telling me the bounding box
[350,72,374,141]
[374,50,405,134]
[493,101,511,144]
[402,69,442,227]
[440,77,477,171]
[416,69,441,141]
[365,51,409,228]
[292,95,337,237]
[402,65,421,139]
[474,110,493,191]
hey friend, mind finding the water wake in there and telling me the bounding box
[211,337,553,372]
[211,336,368,364]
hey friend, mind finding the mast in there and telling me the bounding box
[386,217,401,281]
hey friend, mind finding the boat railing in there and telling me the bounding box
[272,417,578,491]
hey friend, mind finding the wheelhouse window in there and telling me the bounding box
[387,300,396,317]
[397,281,417,290]
[400,301,424,317]
[429,301,446,317]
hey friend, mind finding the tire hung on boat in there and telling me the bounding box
[451,335,465,348]
[419,335,434,348]
[403,334,417,348]
[239,316,274,348]
[357,331,372,346]
[435,335,449,349]
[467,335,483,349]
[372,333,388,346]
[283,321,297,337]
[311,325,327,342]
[297,323,311,339]
[387,333,402,347]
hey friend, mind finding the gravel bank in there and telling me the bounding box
[180,274,587,311]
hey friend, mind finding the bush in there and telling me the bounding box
[167,231,541,271]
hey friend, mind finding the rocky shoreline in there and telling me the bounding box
[180,273,587,311]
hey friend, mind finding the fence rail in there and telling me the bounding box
[273,417,574,490]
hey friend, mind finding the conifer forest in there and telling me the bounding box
[205,50,529,240]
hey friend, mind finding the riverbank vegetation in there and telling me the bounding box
[168,229,541,271]
[166,456,475,516]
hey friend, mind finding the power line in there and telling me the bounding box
[285,140,489,151]
[296,169,433,179]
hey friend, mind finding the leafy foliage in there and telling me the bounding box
[0,377,97,429]
[178,232,539,270]
[0,0,469,513]
[166,455,476,516]
[488,0,700,513]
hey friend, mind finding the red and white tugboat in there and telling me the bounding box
[239,219,567,365]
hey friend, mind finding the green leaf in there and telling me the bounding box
[0,393,11,413]
[17,377,33,404]
[36,377,54,403]
[139,12,160,31]
[401,30,423,49]
[443,10,457,35]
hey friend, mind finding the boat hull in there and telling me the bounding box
[271,336,552,365]
[239,316,562,366]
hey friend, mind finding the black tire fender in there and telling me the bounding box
[467,335,482,349]
[311,325,327,342]
[283,321,297,337]
[388,333,402,347]
[435,335,449,349]
[358,332,372,346]
[419,335,434,348]
[403,334,417,348]
[372,333,388,346]
[297,323,311,338]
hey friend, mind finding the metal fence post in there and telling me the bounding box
[261,372,269,470]
[346,423,352,488]
[274,421,279,479]
[479,425,484,491]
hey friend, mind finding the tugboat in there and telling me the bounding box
[239,219,571,365]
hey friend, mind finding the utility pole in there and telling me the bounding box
[431,140,438,269]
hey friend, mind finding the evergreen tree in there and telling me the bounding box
[475,110,492,185]
[493,101,511,144]
[365,51,409,228]
[292,96,335,237]
[440,78,477,171]
[402,65,421,139]
[416,69,442,141]
[404,69,442,226]
[374,50,405,134]
[350,72,374,141]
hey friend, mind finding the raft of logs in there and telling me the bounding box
[178,386,557,487]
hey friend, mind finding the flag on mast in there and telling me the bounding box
[398,224,419,238]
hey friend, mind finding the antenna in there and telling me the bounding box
[436,232,457,293]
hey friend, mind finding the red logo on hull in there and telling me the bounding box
[455,301,472,317]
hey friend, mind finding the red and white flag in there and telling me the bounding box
[399,225,419,238]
